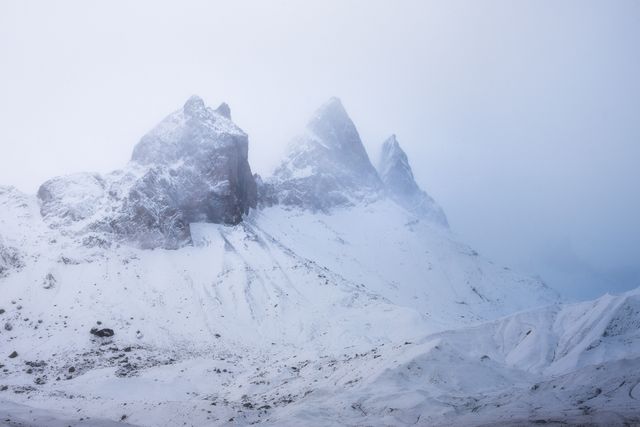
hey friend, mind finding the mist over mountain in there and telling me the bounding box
[0,96,638,426]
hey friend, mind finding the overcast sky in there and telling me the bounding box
[1,0,638,299]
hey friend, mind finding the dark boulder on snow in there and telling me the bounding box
[42,273,56,290]
[90,328,115,338]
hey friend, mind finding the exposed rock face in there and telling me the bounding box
[0,186,28,275]
[377,135,448,226]
[0,237,23,278]
[38,96,257,249]
[116,95,257,247]
[270,97,382,211]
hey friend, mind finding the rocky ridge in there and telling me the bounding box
[35,95,447,249]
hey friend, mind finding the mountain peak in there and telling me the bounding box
[270,98,382,211]
[215,102,231,119]
[39,96,257,249]
[317,96,345,114]
[183,95,206,116]
[384,133,399,149]
[131,96,244,166]
[306,97,359,151]
[379,135,416,187]
[377,135,448,227]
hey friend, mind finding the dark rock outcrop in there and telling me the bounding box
[38,96,257,249]
[377,135,448,226]
[90,328,114,338]
[0,238,24,278]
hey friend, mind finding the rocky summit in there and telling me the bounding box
[38,96,257,249]
[270,97,383,211]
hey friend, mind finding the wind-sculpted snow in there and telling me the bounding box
[378,135,449,227]
[37,96,257,249]
[270,97,383,211]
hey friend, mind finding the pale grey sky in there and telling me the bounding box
[1,0,638,299]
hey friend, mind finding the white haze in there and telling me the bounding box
[0,0,638,299]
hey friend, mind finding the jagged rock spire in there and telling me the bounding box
[183,95,206,116]
[378,134,421,195]
[215,102,231,119]
[271,97,382,211]
[377,135,448,227]
[307,98,359,147]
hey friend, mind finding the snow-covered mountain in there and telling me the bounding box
[0,96,638,426]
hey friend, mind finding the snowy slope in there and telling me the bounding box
[1,190,637,426]
[0,191,554,358]
[254,201,555,329]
